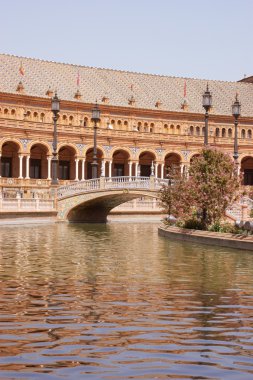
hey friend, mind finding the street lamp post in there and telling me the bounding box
[232,93,241,175]
[91,102,101,179]
[202,84,212,146]
[51,92,60,185]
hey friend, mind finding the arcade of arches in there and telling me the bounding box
[1,142,253,185]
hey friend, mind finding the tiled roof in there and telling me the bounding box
[1,53,253,117]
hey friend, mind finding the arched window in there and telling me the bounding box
[215,128,220,137]
[202,127,205,136]
[222,128,226,138]
[83,117,88,127]
[241,129,246,139]
[33,112,38,119]
[40,113,45,122]
[228,128,232,138]
[4,108,8,115]
[196,126,200,136]
[176,125,181,134]
[248,130,252,139]
[62,115,68,123]
[170,124,175,134]
[189,126,194,135]
[11,109,16,116]
[69,115,74,125]
[124,120,128,126]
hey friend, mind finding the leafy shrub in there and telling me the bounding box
[183,218,204,230]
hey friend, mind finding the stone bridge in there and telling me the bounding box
[57,176,168,222]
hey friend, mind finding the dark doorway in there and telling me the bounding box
[30,159,41,179]
[59,161,70,180]
[1,157,12,177]
[244,169,253,185]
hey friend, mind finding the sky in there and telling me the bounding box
[1,0,252,82]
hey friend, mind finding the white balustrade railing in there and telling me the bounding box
[0,198,55,211]
[57,176,168,199]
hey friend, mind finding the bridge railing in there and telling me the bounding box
[57,176,169,199]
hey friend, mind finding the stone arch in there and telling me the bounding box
[1,140,21,178]
[164,152,182,178]
[240,155,253,185]
[138,150,157,177]
[58,145,77,180]
[29,143,49,179]
[109,146,132,160]
[0,138,23,152]
[84,145,106,159]
[58,142,79,156]
[85,146,104,179]
[137,148,158,162]
[188,151,201,163]
[58,189,159,222]
[111,149,130,177]
[27,141,51,154]
[162,150,184,163]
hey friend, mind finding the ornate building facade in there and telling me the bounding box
[0,54,253,200]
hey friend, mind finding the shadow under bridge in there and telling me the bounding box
[57,176,167,223]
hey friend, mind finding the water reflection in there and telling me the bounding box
[0,223,253,379]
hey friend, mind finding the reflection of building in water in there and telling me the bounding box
[0,53,253,209]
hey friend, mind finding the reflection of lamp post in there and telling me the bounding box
[202,84,212,146]
[51,92,60,185]
[91,102,101,179]
[232,93,241,175]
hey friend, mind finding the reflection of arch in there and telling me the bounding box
[112,149,130,176]
[1,140,21,178]
[30,143,49,179]
[85,147,104,179]
[58,145,77,180]
[240,156,253,185]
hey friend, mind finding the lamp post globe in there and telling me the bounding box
[232,94,241,174]
[51,92,60,185]
[202,84,212,146]
[91,102,101,179]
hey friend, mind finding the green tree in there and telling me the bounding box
[160,148,241,229]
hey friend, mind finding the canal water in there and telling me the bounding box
[0,222,253,379]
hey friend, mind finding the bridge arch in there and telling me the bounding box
[58,189,159,223]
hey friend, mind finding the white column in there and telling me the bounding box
[25,155,30,179]
[75,158,79,181]
[161,163,164,179]
[129,161,132,177]
[81,159,85,180]
[155,163,158,178]
[101,160,105,177]
[137,163,141,177]
[109,160,112,178]
[47,157,52,180]
[19,155,23,178]
[180,163,184,175]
